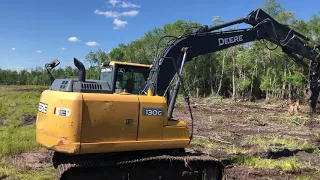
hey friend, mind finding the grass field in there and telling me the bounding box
[0,85,54,180]
[1,85,320,179]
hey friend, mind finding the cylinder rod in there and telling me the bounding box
[207,17,247,32]
[168,47,188,120]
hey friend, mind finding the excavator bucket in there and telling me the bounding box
[53,151,224,180]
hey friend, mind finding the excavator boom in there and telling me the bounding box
[145,8,320,113]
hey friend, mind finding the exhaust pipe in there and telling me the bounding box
[74,58,86,82]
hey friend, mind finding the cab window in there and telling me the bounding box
[99,67,113,89]
[115,65,149,94]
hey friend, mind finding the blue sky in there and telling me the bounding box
[1,0,319,71]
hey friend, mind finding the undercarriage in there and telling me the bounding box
[52,149,224,180]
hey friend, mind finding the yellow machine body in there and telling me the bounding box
[36,90,190,155]
[38,59,224,180]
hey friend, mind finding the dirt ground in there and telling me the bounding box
[175,98,320,180]
[8,97,320,179]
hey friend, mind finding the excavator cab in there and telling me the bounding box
[99,61,151,94]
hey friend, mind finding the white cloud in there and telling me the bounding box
[68,36,81,42]
[59,47,66,51]
[113,18,127,29]
[108,0,140,8]
[121,10,139,17]
[96,1,140,29]
[108,0,120,7]
[85,41,100,47]
[94,9,117,18]
[120,2,140,8]
[36,50,42,54]
[11,47,16,51]
[94,9,139,18]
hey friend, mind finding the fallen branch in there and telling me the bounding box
[209,137,232,145]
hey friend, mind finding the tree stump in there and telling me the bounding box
[288,99,300,115]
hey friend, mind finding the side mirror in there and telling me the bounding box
[45,59,60,71]
[45,59,60,84]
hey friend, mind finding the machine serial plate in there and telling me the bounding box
[142,108,164,116]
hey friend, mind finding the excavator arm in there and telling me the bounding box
[145,8,320,115]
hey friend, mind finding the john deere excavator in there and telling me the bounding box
[36,8,320,180]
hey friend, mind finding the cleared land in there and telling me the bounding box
[178,97,320,180]
[1,85,320,179]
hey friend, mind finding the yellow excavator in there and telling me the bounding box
[37,8,320,180]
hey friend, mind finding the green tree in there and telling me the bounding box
[85,49,109,67]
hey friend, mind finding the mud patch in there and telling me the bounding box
[21,115,36,126]
[295,151,320,169]
[0,117,6,126]
[254,148,317,160]
[223,165,318,180]
[0,174,9,179]
[11,152,52,170]
[224,166,284,180]
[305,118,320,130]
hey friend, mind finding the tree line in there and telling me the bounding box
[0,66,98,86]
[1,0,319,103]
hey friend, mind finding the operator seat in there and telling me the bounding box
[126,78,134,93]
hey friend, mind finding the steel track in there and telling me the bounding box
[53,150,224,180]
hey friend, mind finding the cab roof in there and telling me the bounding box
[101,61,152,68]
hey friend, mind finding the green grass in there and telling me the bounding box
[0,85,48,156]
[295,176,320,180]
[202,95,232,105]
[0,124,48,156]
[190,137,217,148]
[279,115,308,126]
[242,136,314,152]
[192,136,320,176]
[228,155,314,174]
[0,85,54,179]
[190,137,250,155]
[0,162,54,180]
[0,87,42,119]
